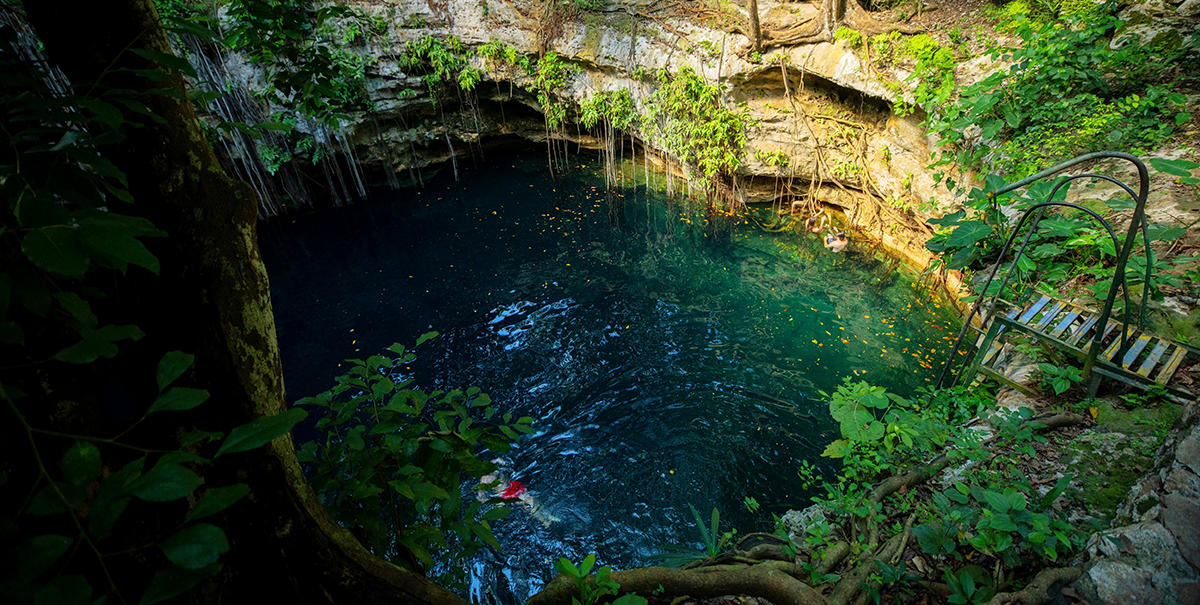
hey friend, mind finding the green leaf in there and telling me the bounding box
[1039,473,1072,509]
[945,221,993,248]
[554,557,579,578]
[52,292,98,331]
[138,564,221,605]
[612,595,649,605]
[821,439,850,458]
[61,440,101,486]
[160,524,229,569]
[251,121,294,132]
[148,387,209,414]
[481,506,511,521]
[88,457,144,539]
[415,330,439,346]
[579,553,596,576]
[860,391,890,409]
[982,490,1011,513]
[131,48,198,78]
[0,321,23,345]
[78,222,160,274]
[1147,224,1187,243]
[27,483,76,515]
[35,573,92,605]
[127,463,202,502]
[22,226,89,279]
[840,409,884,442]
[52,324,145,364]
[186,484,251,522]
[982,511,1019,532]
[1149,157,1199,178]
[214,408,307,458]
[156,351,194,392]
[407,481,450,503]
[180,429,224,447]
[1006,490,1027,511]
[946,246,980,270]
[15,534,74,580]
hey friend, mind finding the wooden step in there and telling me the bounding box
[1137,340,1171,377]
[1158,347,1189,384]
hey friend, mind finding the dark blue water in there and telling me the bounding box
[259,151,960,603]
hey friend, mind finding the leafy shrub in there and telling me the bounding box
[928,12,1192,180]
[644,67,751,180]
[296,334,534,589]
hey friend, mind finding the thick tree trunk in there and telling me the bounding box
[21,1,467,603]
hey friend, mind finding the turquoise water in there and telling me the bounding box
[259,151,960,603]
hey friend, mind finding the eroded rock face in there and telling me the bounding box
[206,0,963,273]
[1075,400,1200,605]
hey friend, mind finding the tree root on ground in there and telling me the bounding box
[526,561,828,605]
[527,411,1090,605]
[985,566,1082,604]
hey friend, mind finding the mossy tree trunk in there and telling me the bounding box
[20,1,466,603]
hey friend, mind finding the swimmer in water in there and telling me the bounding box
[805,209,829,234]
[825,230,849,253]
[477,467,561,527]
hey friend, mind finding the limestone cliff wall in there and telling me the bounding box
[206,0,971,290]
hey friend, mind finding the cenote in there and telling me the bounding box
[259,149,962,603]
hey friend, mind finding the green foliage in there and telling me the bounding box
[820,379,940,461]
[553,555,648,605]
[834,27,864,48]
[649,505,736,567]
[295,336,534,589]
[1037,362,1084,395]
[943,567,994,604]
[864,560,919,605]
[644,67,751,180]
[928,12,1193,179]
[225,0,362,123]
[259,142,293,175]
[3,351,304,605]
[534,51,576,129]
[478,38,534,76]
[399,35,484,101]
[580,88,639,133]
[1120,383,1169,408]
[899,35,957,116]
[1150,157,1200,187]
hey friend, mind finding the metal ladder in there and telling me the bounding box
[935,152,1197,400]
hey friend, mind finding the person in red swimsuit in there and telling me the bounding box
[477,467,560,526]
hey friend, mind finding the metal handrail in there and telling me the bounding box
[936,151,1152,395]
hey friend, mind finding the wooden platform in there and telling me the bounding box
[969,294,1194,399]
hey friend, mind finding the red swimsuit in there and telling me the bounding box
[500,480,527,499]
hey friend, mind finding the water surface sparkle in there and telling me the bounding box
[260,152,960,603]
